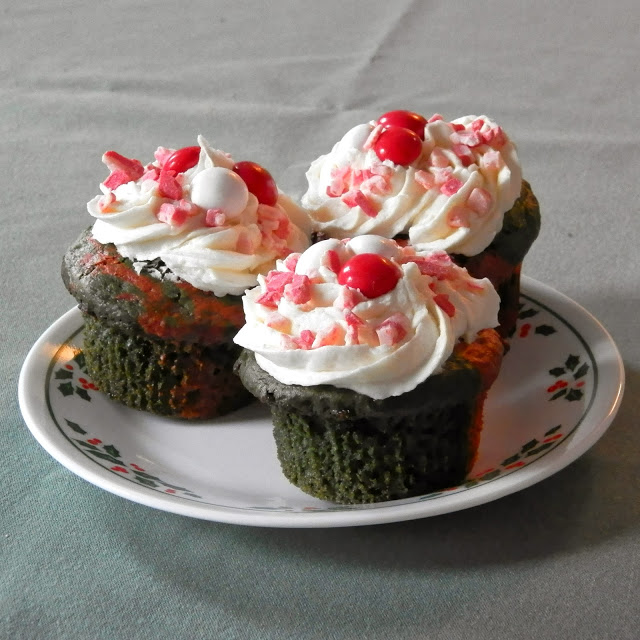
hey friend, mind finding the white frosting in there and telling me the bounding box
[88,136,309,297]
[234,236,500,399]
[301,115,522,256]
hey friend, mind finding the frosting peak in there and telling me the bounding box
[234,236,500,399]
[301,113,522,256]
[88,136,309,297]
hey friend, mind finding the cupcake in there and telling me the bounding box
[301,111,540,337]
[234,236,504,503]
[62,136,309,419]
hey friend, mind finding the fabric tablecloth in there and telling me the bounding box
[2,1,639,638]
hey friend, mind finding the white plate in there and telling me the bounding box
[19,277,624,528]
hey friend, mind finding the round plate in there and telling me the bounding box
[18,277,624,528]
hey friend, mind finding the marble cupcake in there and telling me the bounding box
[301,111,540,336]
[234,235,504,503]
[62,136,309,419]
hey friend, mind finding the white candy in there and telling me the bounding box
[190,167,248,218]
[295,238,345,275]
[346,235,402,260]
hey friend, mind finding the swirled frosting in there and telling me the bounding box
[233,235,500,399]
[301,114,522,256]
[88,136,309,297]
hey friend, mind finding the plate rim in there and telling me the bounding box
[18,276,625,528]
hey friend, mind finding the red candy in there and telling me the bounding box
[163,146,200,174]
[338,253,401,299]
[378,110,427,140]
[373,127,422,166]
[232,161,278,206]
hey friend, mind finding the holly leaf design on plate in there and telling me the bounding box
[574,362,589,380]
[521,439,539,453]
[65,420,87,435]
[72,352,87,370]
[519,308,539,319]
[545,425,562,436]
[550,388,568,400]
[58,382,74,397]
[75,387,91,402]
[55,369,73,380]
[103,445,121,459]
[566,388,584,402]
[87,451,123,465]
[565,354,580,371]
[535,324,557,336]
[549,367,566,377]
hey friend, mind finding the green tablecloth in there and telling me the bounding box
[2,2,639,638]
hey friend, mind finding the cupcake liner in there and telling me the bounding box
[235,329,503,503]
[83,313,251,419]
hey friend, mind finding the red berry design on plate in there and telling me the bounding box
[232,161,278,206]
[378,110,427,139]
[163,146,200,174]
[338,253,401,298]
[373,127,422,166]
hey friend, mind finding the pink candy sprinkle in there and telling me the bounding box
[327,166,351,197]
[235,231,254,254]
[480,150,503,171]
[265,313,291,332]
[158,170,182,200]
[427,114,444,123]
[103,170,132,190]
[363,124,384,150]
[98,191,116,212]
[333,286,362,311]
[414,170,435,190]
[440,177,464,196]
[403,253,453,279]
[467,187,492,215]
[283,253,300,272]
[447,206,471,228]
[344,310,365,327]
[370,164,393,177]
[102,151,144,181]
[256,291,281,308]
[471,118,485,132]
[341,190,378,217]
[140,166,160,182]
[205,208,227,227]
[360,174,391,195]
[273,216,290,240]
[265,270,295,294]
[481,126,507,148]
[296,330,315,350]
[455,131,481,147]
[323,249,342,274]
[284,274,312,305]
[429,147,450,168]
[354,191,378,217]
[376,313,409,346]
[434,293,456,317]
[157,203,188,226]
[280,334,298,350]
[452,144,474,167]
[154,146,175,168]
[312,324,345,348]
[432,167,453,186]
